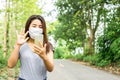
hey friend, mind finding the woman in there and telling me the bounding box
[8,15,54,80]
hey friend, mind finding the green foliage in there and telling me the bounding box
[54,0,116,55]
[12,0,42,29]
[97,5,120,63]
[70,54,110,67]
[54,39,70,59]
[117,62,120,67]
[54,0,87,50]
[110,38,120,62]
[0,51,7,69]
[0,57,6,68]
[53,21,85,50]
[85,54,110,67]
[83,55,92,62]
[0,37,7,69]
[72,54,84,61]
[96,60,110,67]
[54,47,65,59]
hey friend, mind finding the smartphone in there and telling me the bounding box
[35,35,43,47]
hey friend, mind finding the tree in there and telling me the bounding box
[97,4,120,63]
[54,0,107,54]
[3,0,10,57]
[3,0,42,57]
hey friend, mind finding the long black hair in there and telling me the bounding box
[24,15,53,52]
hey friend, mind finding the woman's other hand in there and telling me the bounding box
[16,30,29,45]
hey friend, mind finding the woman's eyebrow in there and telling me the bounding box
[32,24,36,25]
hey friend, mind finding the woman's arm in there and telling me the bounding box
[8,30,29,68]
[8,44,21,68]
[43,49,54,72]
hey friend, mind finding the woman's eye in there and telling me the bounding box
[32,26,36,27]
[39,25,42,28]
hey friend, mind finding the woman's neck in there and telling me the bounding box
[27,38,34,43]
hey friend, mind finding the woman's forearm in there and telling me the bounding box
[43,51,54,72]
[8,44,20,68]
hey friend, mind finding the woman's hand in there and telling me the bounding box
[33,43,47,59]
[33,42,54,72]
[16,30,29,45]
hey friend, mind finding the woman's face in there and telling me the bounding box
[29,19,42,29]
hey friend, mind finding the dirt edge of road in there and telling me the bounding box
[70,59,120,76]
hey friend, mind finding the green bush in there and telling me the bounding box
[0,47,7,69]
[88,54,100,65]
[83,55,92,62]
[96,60,110,67]
[54,47,64,59]
[96,8,120,66]
[54,46,70,59]
[54,39,70,59]
[70,53,110,67]
[63,53,73,59]
[116,61,120,67]
[71,54,84,61]
[0,55,7,69]
[110,38,120,62]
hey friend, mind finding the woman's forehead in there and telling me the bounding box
[31,19,42,24]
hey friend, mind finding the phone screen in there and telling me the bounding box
[35,35,43,47]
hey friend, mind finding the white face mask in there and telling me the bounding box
[29,27,43,40]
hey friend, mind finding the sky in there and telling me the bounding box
[37,0,57,22]
[0,0,5,9]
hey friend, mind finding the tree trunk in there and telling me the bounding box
[4,0,10,57]
[3,0,8,57]
[88,29,95,54]
[3,14,7,57]
[87,2,103,55]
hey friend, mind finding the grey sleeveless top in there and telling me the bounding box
[19,43,47,80]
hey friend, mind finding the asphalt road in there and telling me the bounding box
[47,59,120,80]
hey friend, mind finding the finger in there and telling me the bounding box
[24,31,29,38]
[31,45,35,53]
[24,37,29,42]
[39,41,43,48]
[33,47,37,52]
[33,46,41,54]
[20,29,24,35]
[34,47,39,53]
[34,45,42,51]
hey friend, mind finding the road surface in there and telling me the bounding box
[47,59,120,80]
